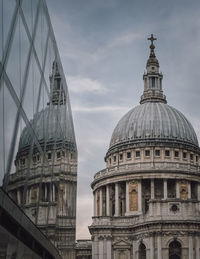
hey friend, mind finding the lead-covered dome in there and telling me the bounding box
[18,61,76,153]
[18,105,76,152]
[110,102,199,149]
[108,34,199,153]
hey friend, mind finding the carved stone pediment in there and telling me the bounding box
[113,239,132,249]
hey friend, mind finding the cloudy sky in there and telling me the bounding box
[47,0,200,239]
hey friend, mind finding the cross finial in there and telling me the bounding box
[148,34,157,45]
[147,34,157,58]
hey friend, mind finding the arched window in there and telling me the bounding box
[139,243,146,259]
[169,240,181,259]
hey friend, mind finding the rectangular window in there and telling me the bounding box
[37,154,40,161]
[165,150,170,157]
[167,180,176,198]
[33,156,36,163]
[145,150,150,157]
[183,152,187,159]
[48,153,51,160]
[155,179,164,199]
[136,151,140,157]
[174,151,179,158]
[57,152,61,159]
[191,181,197,199]
[155,150,160,156]
[190,154,194,160]
[152,77,155,88]
[113,156,116,162]
[21,158,25,165]
[127,152,131,159]
[119,154,123,160]
[196,156,198,162]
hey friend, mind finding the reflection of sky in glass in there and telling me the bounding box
[0,0,16,56]
[0,0,76,187]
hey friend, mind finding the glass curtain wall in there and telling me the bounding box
[0,0,77,258]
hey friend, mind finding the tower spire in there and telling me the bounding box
[49,61,66,105]
[140,34,167,104]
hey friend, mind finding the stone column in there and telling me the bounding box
[150,235,154,259]
[197,184,200,200]
[17,189,20,204]
[45,184,47,201]
[115,183,119,216]
[151,179,155,199]
[106,237,112,259]
[52,183,55,201]
[106,185,110,216]
[26,188,29,204]
[126,181,130,214]
[195,235,199,259]
[138,180,142,213]
[92,236,98,259]
[100,188,103,216]
[188,182,191,199]
[164,179,167,199]
[157,235,162,259]
[94,191,97,216]
[176,181,180,198]
[189,235,194,259]
[99,237,104,259]
[132,240,136,259]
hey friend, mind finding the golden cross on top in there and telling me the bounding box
[148,34,157,44]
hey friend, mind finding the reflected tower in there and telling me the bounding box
[6,61,77,259]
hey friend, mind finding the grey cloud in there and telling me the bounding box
[47,0,200,238]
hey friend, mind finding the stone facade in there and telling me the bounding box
[89,35,200,259]
[75,240,92,259]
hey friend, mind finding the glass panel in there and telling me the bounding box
[0,81,5,184]
[5,14,30,99]
[33,1,49,69]
[1,84,18,177]
[43,36,56,92]
[1,0,16,55]
[22,54,42,121]
[21,0,39,35]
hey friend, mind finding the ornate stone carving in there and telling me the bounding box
[179,180,188,199]
[129,181,138,211]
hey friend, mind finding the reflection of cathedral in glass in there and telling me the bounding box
[6,62,77,259]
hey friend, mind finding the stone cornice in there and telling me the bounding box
[91,164,200,189]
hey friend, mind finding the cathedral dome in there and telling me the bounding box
[18,61,76,153]
[108,34,199,153]
[18,105,76,152]
[109,102,199,150]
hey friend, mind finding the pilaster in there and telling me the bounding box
[115,183,119,216]
[164,179,167,199]
[157,235,162,259]
[100,188,103,216]
[151,179,155,199]
[106,185,110,216]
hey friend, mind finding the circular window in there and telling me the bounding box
[171,204,179,212]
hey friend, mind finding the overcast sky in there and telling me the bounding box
[47,0,200,239]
